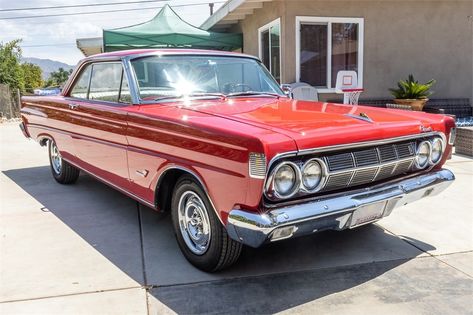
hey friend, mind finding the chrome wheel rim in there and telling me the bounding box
[177,191,211,255]
[50,141,62,175]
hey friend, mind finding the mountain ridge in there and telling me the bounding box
[22,57,75,80]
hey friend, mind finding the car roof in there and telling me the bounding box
[85,48,259,61]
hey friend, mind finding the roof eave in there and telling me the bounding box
[201,0,271,31]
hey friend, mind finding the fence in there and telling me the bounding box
[0,84,20,119]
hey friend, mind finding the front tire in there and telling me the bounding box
[171,175,242,272]
[48,140,80,184]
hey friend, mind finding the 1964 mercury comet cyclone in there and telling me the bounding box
[20,49,456,271]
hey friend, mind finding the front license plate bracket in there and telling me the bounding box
[350,201,387,228]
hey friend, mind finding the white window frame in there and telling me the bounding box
[258,17,282,82]
[295,16,364,93]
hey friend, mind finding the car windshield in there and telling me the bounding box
[130,55,285,102]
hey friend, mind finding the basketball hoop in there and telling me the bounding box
[342,88,364,105]
[335,71,363,105]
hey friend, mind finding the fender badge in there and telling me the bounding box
[420,126,432,133]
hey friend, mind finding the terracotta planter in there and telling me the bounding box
[393,98,428,111]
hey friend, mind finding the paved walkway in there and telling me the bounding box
[1,122,472,314]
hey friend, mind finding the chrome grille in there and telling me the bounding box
[325,172,353,190]
[326,153,354,171]
[353,148,379,166]
[319,141,416,193]
[378,145,397,162]
[264,134,446,202]
[393,159,414,175]
[395,142,415,158]
[350,168,378,185]
[374,164,397,181]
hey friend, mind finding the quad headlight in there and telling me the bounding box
[415,137,445,169]
[430,137,444,165]
[415,141,431,169]
[266,159,326,200]
[271,162,301,198]
[301,159,324,192]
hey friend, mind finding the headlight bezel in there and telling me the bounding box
[265,161,301,199]
[415,140,432,169]
[429,137,445,165]
[300,158,326,193]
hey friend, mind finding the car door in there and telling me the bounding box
[66,61,132,190]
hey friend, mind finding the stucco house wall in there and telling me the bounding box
[229,0,473,103]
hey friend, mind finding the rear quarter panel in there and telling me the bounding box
[21,95,77,161]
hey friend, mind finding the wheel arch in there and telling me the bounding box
[37,134,53,147]
[154,166,224,224]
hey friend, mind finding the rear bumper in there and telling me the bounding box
[19,122,30,138]
[226,169,454,248]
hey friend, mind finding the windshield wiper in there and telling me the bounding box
[226,91,282,98]
[188,92,226,99]
[152,91,281,103]
[154,92,226,102]
[153,95,184,102]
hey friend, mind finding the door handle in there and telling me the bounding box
[68,103,79,110]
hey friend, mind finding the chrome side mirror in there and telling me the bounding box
[280,84,292,98]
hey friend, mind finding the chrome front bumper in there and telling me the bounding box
[226,169,454,248]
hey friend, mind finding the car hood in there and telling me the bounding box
[185,97,441,150]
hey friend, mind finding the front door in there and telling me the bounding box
[66,61,132,189]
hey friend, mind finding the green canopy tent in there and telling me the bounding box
[103,5,242,52]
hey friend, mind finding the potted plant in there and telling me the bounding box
[389,75,436,111]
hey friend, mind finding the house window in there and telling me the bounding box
[296,17,364,91]
[259,18,281,83]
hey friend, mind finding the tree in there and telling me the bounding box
[21,62,43,92]
[44,67,73,87]
[0,39,25,92]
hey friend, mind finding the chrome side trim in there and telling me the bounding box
[30,124,128,150]
[227,169,454,248]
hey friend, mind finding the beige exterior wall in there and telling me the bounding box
[230,0,473,103]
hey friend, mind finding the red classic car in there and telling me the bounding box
[20,49,455,271]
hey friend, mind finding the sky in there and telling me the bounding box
[0,0,225,65]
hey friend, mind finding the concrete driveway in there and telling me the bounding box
[1,122,472,314]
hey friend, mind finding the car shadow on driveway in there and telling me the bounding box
[3,166,436,314]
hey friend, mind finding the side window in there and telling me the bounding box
[119,73,132,103]
[89,63,123,102]
[70,65,91,98]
